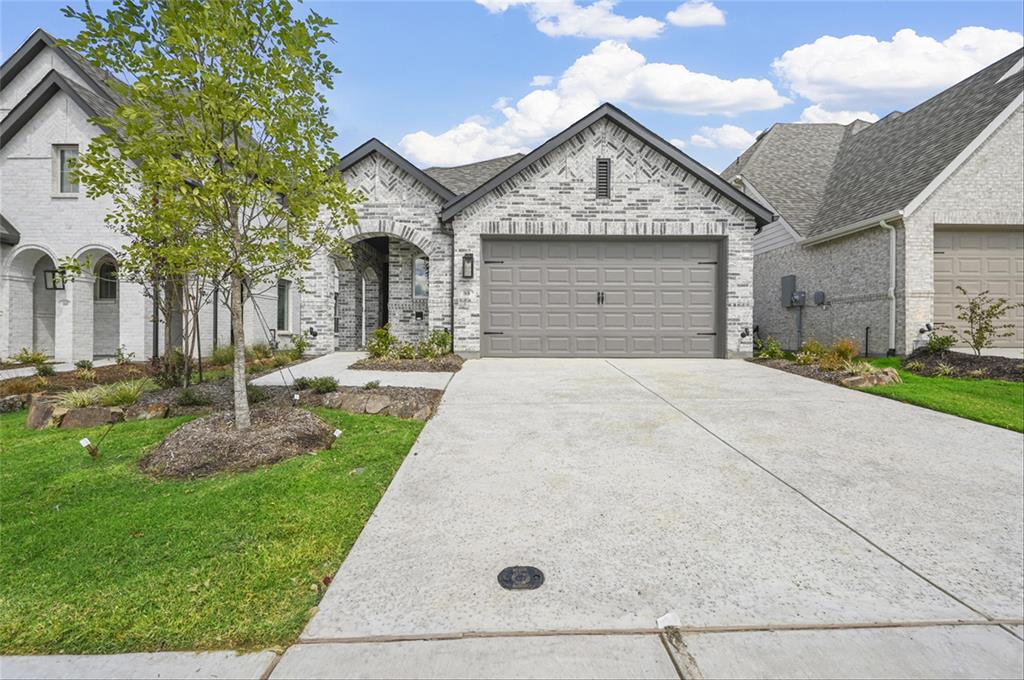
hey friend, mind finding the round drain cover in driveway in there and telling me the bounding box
[498,566,544,590]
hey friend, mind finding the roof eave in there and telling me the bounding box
[439,103,773,225]
[0,214,22,246]
[0,28,110,98]
[801,210,904,246]
[0,70,109,148]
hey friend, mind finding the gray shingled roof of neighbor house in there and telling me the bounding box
[0,213,21,245]
[424,153,525,196]
[726,48,1024,239]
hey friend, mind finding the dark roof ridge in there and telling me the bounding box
[336,138,457,201]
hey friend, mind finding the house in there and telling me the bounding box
[723,49,1024,356]
[2,28,772,363]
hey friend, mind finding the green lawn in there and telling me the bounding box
[861,358,1024,432]
[0,408,422,654]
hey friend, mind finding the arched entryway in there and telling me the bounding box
[6,247,59,357]
[92,255,120,357]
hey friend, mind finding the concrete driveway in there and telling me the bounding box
[278,359,1023,678]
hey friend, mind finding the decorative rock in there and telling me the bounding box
[412,404,433,421]
[0,393,30,413]
[840,368,903,388]
[60,406,125,429]
[126,403,170,421]
[364,395,391,414]
[26,393,60,429]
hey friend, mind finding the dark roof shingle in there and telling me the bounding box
[424,154,525,195]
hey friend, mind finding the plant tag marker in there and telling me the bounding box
[79,438,91,447]
[333,429,343,438]
[293,393,300,402]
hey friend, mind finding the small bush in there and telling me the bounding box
[396,342,416,360]
[176,388,213,407]
[115,345,135,365]
[74,359,94,370]
[800,338,828,358]
[58,387,101,408]
[14,348,48,365]
[844,360,881,377]
[246,384,269,403]
[210,345,235,366]
[363,380,381,390]
[934,361,955,377]
[1,376,42,397]
[925,333,955,353]
[755,336,785,360]
[818,351,846,372]
[271,352,291,368]
[98,379,151,407]
[287,332,308,361]
[417,329,452,359]
[367,325,399,358]
[831,338,859,361]
[793,351,816,366]
[966,368,989,379]
[294,376,338,394]
[246,343,274,361]
[74,368,98,381]
[903,360,925,372]
[36,364,56,377]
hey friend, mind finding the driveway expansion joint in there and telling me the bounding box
[604,359,999,625]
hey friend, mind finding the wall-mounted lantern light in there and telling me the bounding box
[43,269,66,290]
[462,253,474,279]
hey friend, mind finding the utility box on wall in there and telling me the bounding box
[781,275,796,307]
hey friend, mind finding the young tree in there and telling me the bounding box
[65,0,359,428]
[953,286,1022,356]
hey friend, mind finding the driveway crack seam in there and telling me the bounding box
[604,360,997,624]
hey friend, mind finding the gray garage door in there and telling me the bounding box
[481,239,721,357]
[934,227,1024,348]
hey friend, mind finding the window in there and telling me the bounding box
[56,145,80,194]
[277,279,291,331]
[412,256,429,299]
[95,261,117,300]
[596,158,611,198]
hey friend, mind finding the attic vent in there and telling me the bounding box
[596,158,611,198]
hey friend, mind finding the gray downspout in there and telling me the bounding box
[879,219,897,356]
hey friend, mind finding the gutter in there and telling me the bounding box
[879,219,897,356]
[800,210,903,246]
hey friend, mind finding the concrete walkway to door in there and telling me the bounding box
[279,359,1023,678]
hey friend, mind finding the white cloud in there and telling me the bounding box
[798,104,880,125]
[669,138,686,149]
[666,1,725,28]
[476,0,664,40]
[530,74,554,87]
[687,124,758,150]
[774,26,1024,108]
[400,40,789,166]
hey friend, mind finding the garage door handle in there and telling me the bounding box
[697,332,717,336]
[483,331,504,335]
[698,261,718,265]
[484,260,504,264]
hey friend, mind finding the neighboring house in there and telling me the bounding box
[723,49,1024,356]
[2,29,772,363]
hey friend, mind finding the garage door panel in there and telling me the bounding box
[481,238,721,357]
[934,227,1024,347]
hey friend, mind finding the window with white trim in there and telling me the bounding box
[55,145,80,194]
[277,279,291,331]
[95,261,117,300]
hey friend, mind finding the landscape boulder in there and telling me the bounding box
[60,406,125,429]
[25,393,60,429]
[126,402,170,421]
[840,368,903,388]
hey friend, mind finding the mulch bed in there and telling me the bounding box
[139,407,336,478]
[0,362,155,398]
[350,354,464,373]
[903,348,1023,382]
[751,358,851,385]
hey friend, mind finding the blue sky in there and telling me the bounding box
[2,1,1022,171]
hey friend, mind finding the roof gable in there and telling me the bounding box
[439,103,773,225]
[336,138,456,202]
[0,69,116,148]
[1,28,116,99]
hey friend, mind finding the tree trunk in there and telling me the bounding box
[230,272,251,429]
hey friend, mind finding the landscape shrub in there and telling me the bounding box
[271,352,291,368]
[934,362,955,377]
[903,360,925,372]
[36,364,56,377]
[176,388,213,407]
[294,376,338,394]
[14,348,48,365]
[210,345,235,366]
[246,343,274,361]
[367,325,399,358]
[99,379,151,406]
[831,338,859,361]
[925,333,955,353]
[287,332,308,361]
[396,342,416,360]
[754,336,785,359]
[363,380,381,389]
[952,286,1022,356]
[800,338,828,358]
[246,384,270,403]
[74,359,94,370]
[793,351,816,366]
[818,352,846,372]
[417,329,452,359]
[74,368,98,381]
[115,345,135,365]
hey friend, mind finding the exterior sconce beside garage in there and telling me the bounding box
[462,253,474,279]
